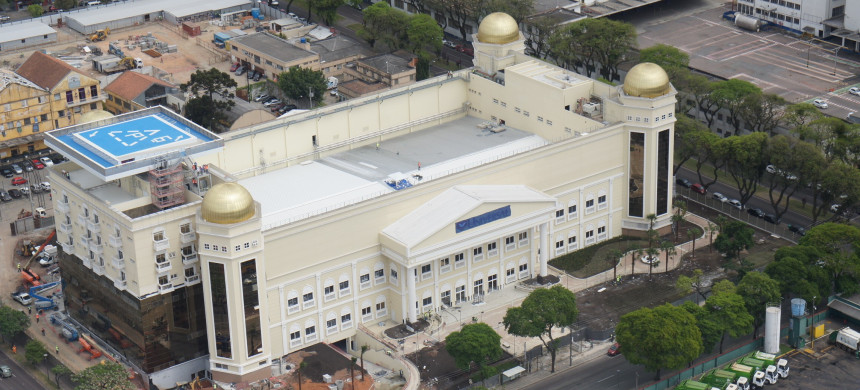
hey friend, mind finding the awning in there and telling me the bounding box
[502,366,526,379]
[829,299,860,322]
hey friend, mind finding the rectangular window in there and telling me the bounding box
[440,258,451,274]
[374,269,385,285]
[361,306,373,322]
[506,268,516,283]
[598,195,607,210]
[360,273,371,290]
[568,235,578,250]
[487,242,497,257]
[629,132,645,217]
[657,130,670,215]
[341,313,352,330]
[421,264,432,280]
[454,253,465,269]
[555,209,565,224]
[473,247,483,262]
[422,297,432,307]
[290,331,301,347]
[505,236,515,251]
[287,296,299,313]
[324,285,335,301]
[518,231,528,247]
[210,263,231,358]
[598,226,607,240]
[376,301,387,317]
[90,85,98,98]
[568,204,578,220]
[302,292,314,309]
[339,280,350,296]
[240,260,262,357]
[305,326,316,342]
[390,268,398,284]
[519,263,528,278]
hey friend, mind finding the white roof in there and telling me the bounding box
[0,21,56,43]
[381,185,555,248]
[67,0,250,26]
[502,366,526,378]
[307,25,333,40]
[165,0,250,18]
[239,161,392,230]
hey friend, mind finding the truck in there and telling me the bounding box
[829,327,860,355]
[748,351,789,378]
[676,379,719,390]
[739,357,777,385]
[327,76,338,90]
[726,362,759,390]
[700,369,735,390]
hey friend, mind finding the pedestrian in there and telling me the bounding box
[11,345,16,354]
[418,162,421,171]
[28,306,31,314]
[376,142,380,150]
[55,346,59,354]
[41,328,46,336]
[16,263,20,271]
[36,313,40,323]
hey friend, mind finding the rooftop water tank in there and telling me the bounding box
[791,298,806,317]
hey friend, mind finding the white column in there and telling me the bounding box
[539,222,549,277]
[407,266,417,323]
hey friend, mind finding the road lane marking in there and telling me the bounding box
[597,374,615,383]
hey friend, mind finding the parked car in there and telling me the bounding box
[235,66,246,76]
[443,39,456,48]
[282,104,297,113]
[0,365,10,378]
[831,203,842,213]
[254,94,270,102]
[11,176,26,185]
[675,178,692,188]
[712,192,728,203]
[230,62,240,72]
[246,69,255,79]
[455,44,473,56]
[11,292,32,306]
[607,342,621,357]
[31,159,44,169]
[691,183,706,195]
[0,15,10,23]
[270,103,285,112]
[30,184,41,194]
[0,167,12,178]
[11,164,22,174]
[39,156,53,166]
[19,186,29,196]
[762,213,780,224]
[39,254,55,267]
[788,224,806,236]
[0,191,10,202]
[747,207,765,218]
[850,87,860,96]
[9,189,21,199]
[812,99,828,109]
[264,98,282,107]
[728,199,743,210]
[40,181,51,191]
[22,161,33,171]
[253,71,263,82]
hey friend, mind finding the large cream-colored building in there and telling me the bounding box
[45,12,676,388]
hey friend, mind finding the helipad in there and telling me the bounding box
[45,108,223,182]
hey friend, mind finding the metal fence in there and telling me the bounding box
[643,338,765,390]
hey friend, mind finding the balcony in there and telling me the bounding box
[155,261,172,273]
[153,238,169,252]
[111,256,125,270]
[181,252,198,266]
[89,240,102,254]
[93,264,105,276]
[79,236,90,248]
[81,258,91,269]
[58,223,72,234]
[109,235,122,248]
[158,283,174,294]
[114,279,127,291]
[185,274,200,284]
[61,242,74,254]
[77,214,88,226]
[86,220,100,234]
[180,231,196,244]
[56,201,70,214]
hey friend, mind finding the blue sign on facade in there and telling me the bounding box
[455,205,512,233]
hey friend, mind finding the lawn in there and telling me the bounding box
[550,236,644,278]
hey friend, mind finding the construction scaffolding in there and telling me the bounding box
[149,159,185,210]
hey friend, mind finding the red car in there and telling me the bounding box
[11,176,27,185]
[691,183,706,195]
[607,342,621,356]
[31,159,44,169]
[455,44,474,56]
[230,62,240,72]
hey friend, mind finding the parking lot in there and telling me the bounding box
[638,5,860,114]
[779,320,860,389]
[0,153,60,222]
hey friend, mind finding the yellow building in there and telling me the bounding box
[229,32,319,80]
[13,51,105,155]
[45,12,676,388]
[103,71,181,115]
[0,69,53,157]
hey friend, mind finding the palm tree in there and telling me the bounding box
[350,357,358,390]
[606,249,624,282]
[660,240,677,273]
[687,227,702,258]
[672,200,688,242]
[297,361,307,390]
[646,247,660,281]
[707,222,718,252]
[360,345,368,380]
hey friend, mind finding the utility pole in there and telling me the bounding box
[308,87,314,109]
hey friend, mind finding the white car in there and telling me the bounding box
[766,164,777,174]
[39,254,55,267]
[40,182,51,191]
[712,192,728,203]
[728,199,743,210]
[850,87,860,96]
[812,99,828,109]
[11,292,32,306]
[40,157,54,166]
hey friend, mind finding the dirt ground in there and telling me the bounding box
[406,341,512,388]
[279,343,372,390]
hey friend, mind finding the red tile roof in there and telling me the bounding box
[15,51,87,90]
[104,71,174,101]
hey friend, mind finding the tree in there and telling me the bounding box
[407,14,442,54]
[0,306,30,344]
[445,323,503,375]
[736,272,781,338]
[360,2,393,47]
[55,0,76,10]
[297,361,307,390]
[180,68,238,101]
[721,132,769,206]
[784,102,823,134]
[591,19,637,81]
[349,357,358,390]
[503,285,577,373]
[687,227,702,257]
[672,200,687,242]
[523,15,557,59]
[739,93,786,135]
[28,4,44,17]
[660,240,676,273]
[711,279,736,296]
[183,96,225,132]
[639,44,689,82]
[72,362,134,390]
[360,345,368,380]
[426,0,483,41]
[487,0,534,23]
[713,221,754,266]
[278,66,327,106]
[646,246,659,281]
[24,339,48,366]
[616,304,703,380]
[709,79,761,133]
[706,222,718,252]
[312,0,345,26]
[705,285,753,353]
[680,301,722,354]
[676,269,709,302]
[416,53,430,81]
[691,130,726,191]
[673,116,707,176]
[549,18,636,80]
[800,223,860,295]
[52,365,72,387]
[763,136,821,220]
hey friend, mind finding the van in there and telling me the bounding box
[86,1,101,6]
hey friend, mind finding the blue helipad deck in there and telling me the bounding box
[45,108,223,182]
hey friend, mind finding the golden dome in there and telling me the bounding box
[477,12,520,44]
[78,109,114,123]
[622,62,672,98]
[201,182,255,224]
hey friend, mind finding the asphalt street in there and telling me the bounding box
[525,352,650,390]
[0,350,47,390]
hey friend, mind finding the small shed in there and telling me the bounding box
[502,366,526,383]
